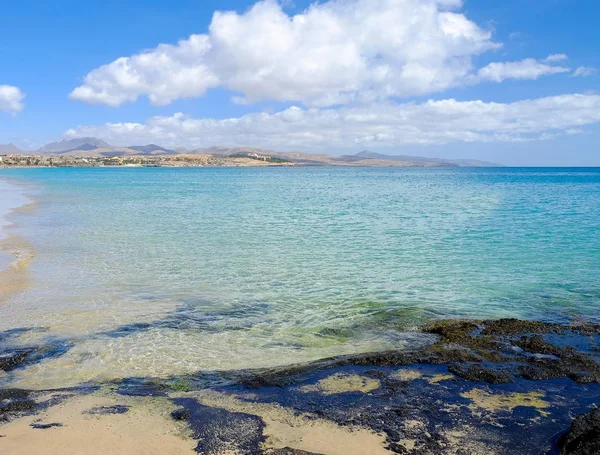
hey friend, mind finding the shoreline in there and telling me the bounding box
[0,178,37,299]
[1,317,599,454]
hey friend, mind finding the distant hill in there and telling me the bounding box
[127,144,175,155]
[30,138,501,167]
[0,143,24,154]
[347,151,501,167]
[61,142,105,153]
[36,138,175,157]
[38,137,112,153]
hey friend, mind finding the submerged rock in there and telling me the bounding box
[0,350,32,371]
[0,388,37,422]
[86,405,130,415]
[0,342,72,373]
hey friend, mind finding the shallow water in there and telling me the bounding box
[0,167,599,388]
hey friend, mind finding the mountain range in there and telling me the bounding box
[0,138,501,167]
[344,150,500,167]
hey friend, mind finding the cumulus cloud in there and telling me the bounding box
[0,85,25,113]
[64,93,600,149]
[71,0,504,107]
[476,56,570,83]
[70,35,218,107]
[572,66,596,78]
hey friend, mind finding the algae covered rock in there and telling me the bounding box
[560,408,600,455]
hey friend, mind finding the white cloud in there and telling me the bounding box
[544,53,568,63]
[0,85,25,113]
[70,35,218,107]
[71,0,502,107]
[476,56,569,83]
[64,93,600,150]
[572,66,596,78]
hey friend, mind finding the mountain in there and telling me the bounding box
[346,151,501,167]
[38,137,112,153]
[0,143,24,154]
[61,143,106,153]
[36,138,175,156]
[27,140,501,167]
[127,144,175,155]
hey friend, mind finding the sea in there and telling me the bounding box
[0,166,599,389]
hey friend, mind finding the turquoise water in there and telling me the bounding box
[0,167,599,388]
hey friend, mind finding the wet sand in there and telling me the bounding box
[0,235,34,300]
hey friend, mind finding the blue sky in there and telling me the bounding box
[1,0,599,165]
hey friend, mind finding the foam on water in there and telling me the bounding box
[0,167,599,389]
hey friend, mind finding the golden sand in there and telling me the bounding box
[426,373,456,384]
[0,392,196,455]
[391,369,423,382]
[0,388,393,455]
[298,373,381,395]
[461,388,551,417]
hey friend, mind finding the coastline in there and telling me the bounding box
[0,178,36,299]
[1,318,599,454]
[0,170,599,454]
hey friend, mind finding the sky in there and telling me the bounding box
[0,0,599,165]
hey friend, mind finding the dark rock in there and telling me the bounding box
[448,363,512,384]
[0,388,37,422]
[519,365,564,381]
[425,320,480,343]
[559,408,600,455]
[515,335,573,357]
[568,372,597,385]
[86,405,129,415]
[30,422,63,429]
[172,397,266,454]
[0,341,72,373]
[0,350,32,371]
[0,389,30,401]
[262,449,325,455]
[114,379,169,397]
[482,319,564,336]
[171,408,191,421]
[0,399,37,414]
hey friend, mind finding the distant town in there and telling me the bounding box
[0,153,295,168]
